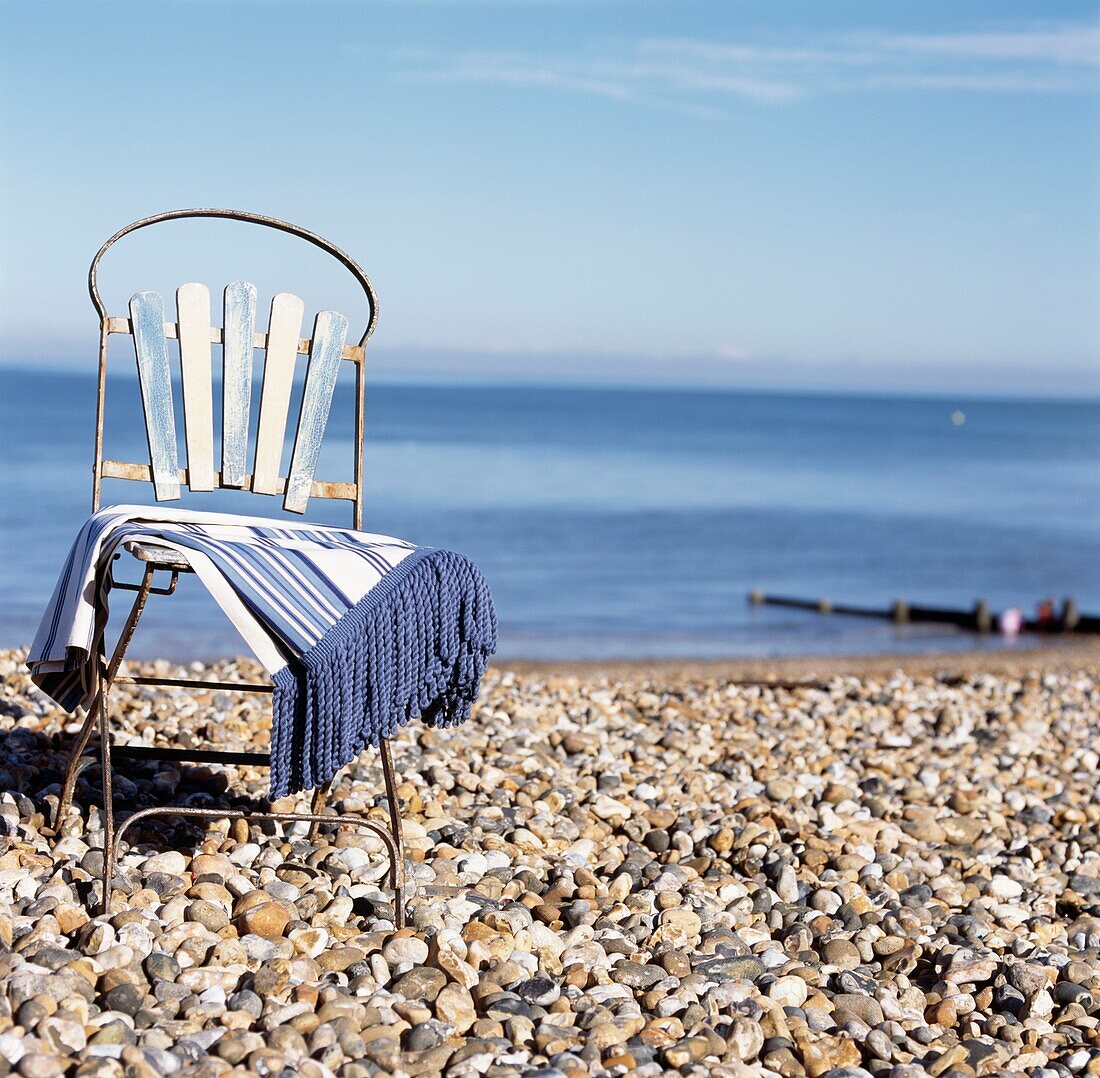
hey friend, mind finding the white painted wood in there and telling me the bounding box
[129,291,181,501]
[252,292,305,495]
[284,310,348,513]
[221,281,258,487]
[176,283,215,491]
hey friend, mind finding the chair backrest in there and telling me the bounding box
[89,209,378,526]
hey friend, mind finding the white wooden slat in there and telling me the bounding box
[221,281,258,487]
[252,293,305,495]
[176,283,215,491]
[129,291,181,502]
[284,310,348,514]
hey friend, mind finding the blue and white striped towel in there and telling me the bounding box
[27,506,497,796]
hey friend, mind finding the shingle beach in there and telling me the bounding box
[0,645,1098,1076]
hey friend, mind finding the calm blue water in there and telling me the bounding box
[1,367,1097,660]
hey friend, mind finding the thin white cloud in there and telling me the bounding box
[432,60,636,102]
[639,40,883,69]
[871,27,1100,65]
[873,72,1093,94]
[398,22,1100,114]
[401,50,780,114]
[647,26,1100,68]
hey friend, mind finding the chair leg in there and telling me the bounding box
[99,681,117,915]
[55,566,156,834]
[307,778,334,841]
[54,697,101,830]
[379,737,407,928]
[95,566,156,915]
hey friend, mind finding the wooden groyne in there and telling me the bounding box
[748,591,1100,634]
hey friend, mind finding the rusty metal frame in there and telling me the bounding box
[54,211,408,925]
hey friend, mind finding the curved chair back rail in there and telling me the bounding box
[89,208,378,345]
[89,210,375,523]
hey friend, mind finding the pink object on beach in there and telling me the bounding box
[1000,607,1023,638]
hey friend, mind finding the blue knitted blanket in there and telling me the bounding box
[28,507,497,797]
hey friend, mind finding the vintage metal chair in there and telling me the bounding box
[54,209,408,924]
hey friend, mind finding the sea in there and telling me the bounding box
[1,367,1097,662]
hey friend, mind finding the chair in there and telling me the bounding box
[53,209,408,925]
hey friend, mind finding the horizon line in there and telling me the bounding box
[3,358,1098,406]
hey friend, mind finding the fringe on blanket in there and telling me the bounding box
[270,548,497,797]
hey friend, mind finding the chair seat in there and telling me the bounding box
[124,540,193,571]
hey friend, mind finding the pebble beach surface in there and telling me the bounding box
[0,645,1098,1077]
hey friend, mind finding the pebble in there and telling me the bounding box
[776,864,800,902]
[434,984,476,1034]
[832,993,885,1027]
[381,935,429,970]
[394,966,448,1001]
[823,939,862,969]
[233,899,291,938]
[769,975,809,1007]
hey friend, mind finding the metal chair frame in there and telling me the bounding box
[54,209,407,924]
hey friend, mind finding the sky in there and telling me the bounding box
[1,1,1099,396]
